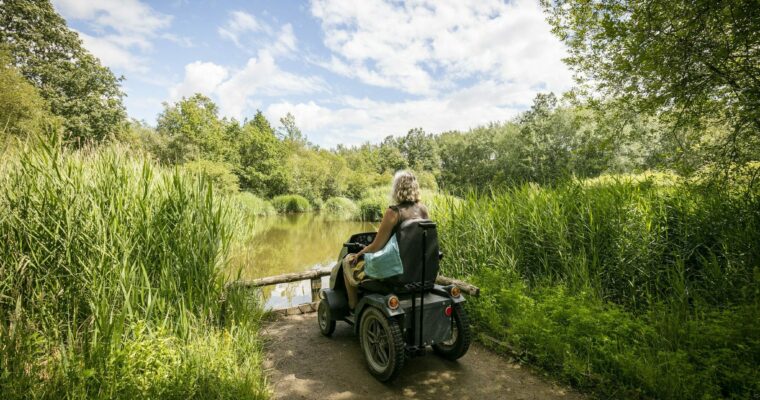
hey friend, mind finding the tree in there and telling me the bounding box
[377,136,408,174]
[542,0,760,170]
[156,94,226,164]
[238,111,289,196]
[0,51,56,139]
[398,128,440,172]
[0,0,126,144]
[278,112,307,146]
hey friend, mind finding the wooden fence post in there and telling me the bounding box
[311,277,321,303]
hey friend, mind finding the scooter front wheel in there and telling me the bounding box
[318,300,335,337]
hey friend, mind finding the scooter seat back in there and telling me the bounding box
[394,218,440,289]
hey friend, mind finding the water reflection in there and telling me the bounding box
[228,213,374,309]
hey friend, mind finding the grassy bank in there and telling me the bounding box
[435,176,760,399]
[0,136,269,399]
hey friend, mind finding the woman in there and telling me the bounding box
[342,170,429,309]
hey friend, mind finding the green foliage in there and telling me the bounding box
[237,112,289,197]
[157,94,227,163]
[285,146,349,203]
[183,160,240,194]
[322,197,359,220]
[436,177,760,399]
[0,135,268,399]
[0,51,57,139]
[542,0,760,171]
[271,194,311,213]
[357,193,387,222]
[437,95,666,192]
[0,0,126,144]
[231,192,276,217]
[116,119,169,158]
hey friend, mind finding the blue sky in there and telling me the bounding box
[53,0,573,148]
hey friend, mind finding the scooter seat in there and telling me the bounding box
[358,279,394,294]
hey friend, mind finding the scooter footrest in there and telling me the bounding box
[405,346,426,357]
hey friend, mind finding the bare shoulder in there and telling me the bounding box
[419,203,429,218]
[383,206,399,222]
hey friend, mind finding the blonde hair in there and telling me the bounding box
[391,170,421,204]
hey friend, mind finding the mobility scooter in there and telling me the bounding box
[317,218,471,382]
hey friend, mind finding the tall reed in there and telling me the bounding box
[434,176,760,398]
[0,134,268,399]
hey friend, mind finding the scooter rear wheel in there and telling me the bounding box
[359,307,405,382]
[433,303,471,360]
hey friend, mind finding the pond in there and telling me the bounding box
[228,213,375,309]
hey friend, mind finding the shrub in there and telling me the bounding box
[322,197,358,220]
[311,197,324,212]
[183,159,240,194]
[231,192,276,217]
[271,194,311,213]
[0,51,58,138]
[358,194,386,221]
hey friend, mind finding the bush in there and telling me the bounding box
[271,194,311,213]
[183,160,240,194]
[311,197,324,212]
[0,52,58,139]
[358,194,386,221]
[231,192,276,217]
[322,197,358,220]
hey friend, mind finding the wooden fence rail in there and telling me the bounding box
[226,266,480,297]
[223,265,479,316]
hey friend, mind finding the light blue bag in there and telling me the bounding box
[363,234,404,279]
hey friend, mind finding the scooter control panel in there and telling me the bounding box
[349,232,376,246]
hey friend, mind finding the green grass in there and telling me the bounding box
[0,134,269,399]
[322,196,359,220]
[271,194,311,213]
[435,176,760,399]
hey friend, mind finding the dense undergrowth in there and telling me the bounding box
[0,135,269,399]
[436,176,760,399]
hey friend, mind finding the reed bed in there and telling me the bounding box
[435,176,760,399]
[0,135,269,399]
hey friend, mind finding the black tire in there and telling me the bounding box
[318,300,335,337]
[433,303,471,361]
[359,307,405,382]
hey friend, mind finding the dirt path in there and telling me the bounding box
[262,313,583,400]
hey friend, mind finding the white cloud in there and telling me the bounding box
[53,0,173,73]
[310,0,572,96]
[266,80,533,148]
[54,0,171,37]
[169,62,229,100]
[170,52,325,119]
[76,31,149,73]
[257,0,575,147]
[217,10,296,57]
[218,11,265,48]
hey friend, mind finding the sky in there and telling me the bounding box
[52,0,574,148]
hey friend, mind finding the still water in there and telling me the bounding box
[228,213,375,309]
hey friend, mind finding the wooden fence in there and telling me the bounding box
[224,266,480,316]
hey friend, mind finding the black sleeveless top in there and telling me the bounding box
[389,201,429,230]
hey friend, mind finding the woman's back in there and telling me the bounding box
[391,201,428,225]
